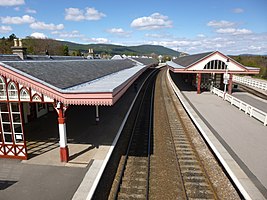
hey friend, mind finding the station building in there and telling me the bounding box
[0,40,158,162]
[167,51,260,94]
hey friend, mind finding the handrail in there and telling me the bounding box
[233,75,267,91]
[211,87,267,126]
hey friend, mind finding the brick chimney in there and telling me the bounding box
[11,39,27,60]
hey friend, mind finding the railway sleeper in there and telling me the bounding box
[118,192,146,200]
[185,186,214,199]
[183,176,206,182]
[179,155,197,160]
[184,181,210,187]
[182,171,205,177]
[122,177,147,183]
[123,170,147,179]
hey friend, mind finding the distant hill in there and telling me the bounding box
[230,55,267,79]
[59,41,180,57]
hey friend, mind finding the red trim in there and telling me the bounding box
[228,74,233,95]
[0,64,147,106]
[60,146,69,162]
[168,66,260,74]
[0,153,27,160]
[197,73,201,94]
[186,51,248,71]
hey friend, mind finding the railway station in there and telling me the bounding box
[0,40,158,162]
[1,41,267,200]
[167,51,260,94]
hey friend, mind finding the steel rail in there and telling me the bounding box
[112,69,158,199]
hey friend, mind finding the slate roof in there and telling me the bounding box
[2,59,137,89]
[0,55,21,61]
[172,52,213,67]
[26,55,86,60]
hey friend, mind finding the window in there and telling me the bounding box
[20,88,30,101]
[8,82,18,100]
[204,60,226,70]
[0,77,7,100]
[32,94,42,102]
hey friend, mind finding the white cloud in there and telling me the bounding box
[144,32,267,55]
[30,32,47,39]
[52,30,84,38]
[85,7,106,20]
[0,25,12,33]
[14,7,20,11]
[233,8,244,13]
[30,21,64,30]
[131,13,172,30]
[197,34,206,38]
[207,20,235,28]
[0,0,24,6]
[107,28,131,37]
[65,7,106,21]
[25,8,37,14]
[83,37,110,44]
[1,15,35,24]
[216,28,252,35]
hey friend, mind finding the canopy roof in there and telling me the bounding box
[0,57,158,105]
[167,51,260,74]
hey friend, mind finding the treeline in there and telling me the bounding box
[0,34,69,56]
[231,55,267,79]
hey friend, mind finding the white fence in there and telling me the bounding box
[211,87,267,126]
[233,75,267,91]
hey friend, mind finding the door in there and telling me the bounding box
[0,102,27,159]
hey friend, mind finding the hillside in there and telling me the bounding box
[231,55,267,79]
[59,41,180,57]
[1,35,180,57]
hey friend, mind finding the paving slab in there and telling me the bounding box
[183,91,267,198]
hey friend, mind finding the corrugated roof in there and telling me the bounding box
[2,59,137,89]
[172,52,213,67]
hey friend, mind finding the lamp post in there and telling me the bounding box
[223,58,230,99]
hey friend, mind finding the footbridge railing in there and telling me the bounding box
[233,75,267,91]
[211,87,267,126]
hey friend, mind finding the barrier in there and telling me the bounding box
[211,87,267,126]
[233,75,267,91]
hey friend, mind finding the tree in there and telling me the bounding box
[8,33,17,41]
[63,45,69,56]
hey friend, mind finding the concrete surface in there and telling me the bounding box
[232,92,267,113]
[183,91,267,199]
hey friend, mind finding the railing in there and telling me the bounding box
[211,87,267,126]
[233,75,267,91]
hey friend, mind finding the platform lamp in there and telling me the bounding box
[223,58,230,99]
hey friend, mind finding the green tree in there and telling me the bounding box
[8,33,17,41]
[63,45,69,56]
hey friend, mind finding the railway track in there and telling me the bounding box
[93,67,241,199]
[235,83,267,100]
[160,69,216,199]
[112,68,156,199]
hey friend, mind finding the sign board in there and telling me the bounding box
[223,73,230,80]
[223,79,228,85]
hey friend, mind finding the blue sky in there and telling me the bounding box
[0,0,267,55]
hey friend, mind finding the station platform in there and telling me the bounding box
[181,91,267,199]
[0,70,148,200]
